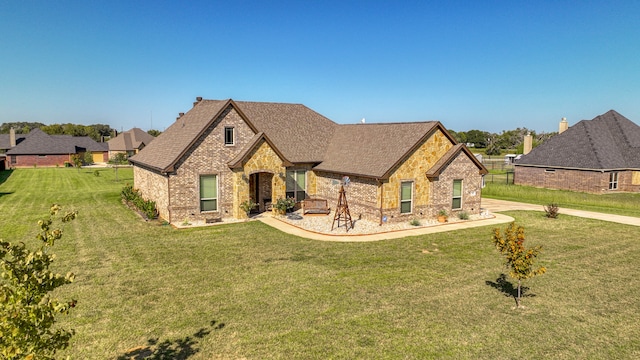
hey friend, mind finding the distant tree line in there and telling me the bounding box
[449,128,556,155]
[0,122,162,142]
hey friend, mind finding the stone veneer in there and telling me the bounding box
[312,129,483,223]
[515,166,640,193]
[232,139,287,218]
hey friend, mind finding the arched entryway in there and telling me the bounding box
[249,172,274,213]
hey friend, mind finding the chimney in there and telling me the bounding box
[559,117,568,134]
[523,133,533,155]
[9,127,16,147]
[193,96,203,107]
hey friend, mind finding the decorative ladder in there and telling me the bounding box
[331,185,354,232]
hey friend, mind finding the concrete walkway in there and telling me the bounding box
[256,198,640,242]
[481,198,640,227]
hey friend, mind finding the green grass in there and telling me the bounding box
[2,169,640,359]
[483,182,640,217]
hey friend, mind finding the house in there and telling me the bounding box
[514,110,640,193]
[107,127,155,159]
[129,98,487,224]
[4,128,108,168]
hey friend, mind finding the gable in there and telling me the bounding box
[314,122,455,179]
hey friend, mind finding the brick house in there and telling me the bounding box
[4,128,108,168]
[129,98,487,224]
[107,127,155,159]
[514,110,640,193]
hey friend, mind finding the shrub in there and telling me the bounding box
[458,211,470,220]
[274,197,296,213]
[121,184,158,220]
[240,199,258,217]
[93,170,100,177]
[544,203,559,218]
[409,218,421,226]
[0,205,78,359]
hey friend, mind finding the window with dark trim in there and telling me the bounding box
[452,179,463,209]
[285,170,306,201]
[400,181,413,214]
[224,127,234,145]
[609,172,619,190]
[200,175,218,211]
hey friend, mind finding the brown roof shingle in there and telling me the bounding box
[313,122,442,178]
[108,128,155,152]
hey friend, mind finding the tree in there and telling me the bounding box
[147,129,162,137]
[0,205,78,359]
[71,154,82,172]
[491,223,546,307]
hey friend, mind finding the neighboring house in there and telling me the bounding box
[129,98,487,224]
[4,128,108,168]
[107,127,155,159]
[514,110,640,193]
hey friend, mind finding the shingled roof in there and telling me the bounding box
[108,128,155,152]
[314,122,443,178]
[5,129,107,155]
[129,98,483,178]
[129,99,337,172]
[516,110,640,170]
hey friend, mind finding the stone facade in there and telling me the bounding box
[232,139,287,218]
[515,166,640,193]
[133,105,486,224]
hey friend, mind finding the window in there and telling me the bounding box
[200,175,218,211]
[224,127,234,145]
[609,172,619,190]
[452,179,462,209]
[285,170,306,201]
[10,155,16,165]
[400,181,413,214]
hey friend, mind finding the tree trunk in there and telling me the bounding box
[517,279,521,307]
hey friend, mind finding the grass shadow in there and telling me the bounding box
[485,274,534,305]
[0,169,14,186]
[117,320,225,360]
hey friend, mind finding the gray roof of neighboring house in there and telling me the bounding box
[0,133,27,150]
[130,98,485,178]
[5,128,107,155]
[516,110,640,170]
[108,128,155,152]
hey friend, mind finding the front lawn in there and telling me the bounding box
[1,168,639,359]
[483,182,640,217]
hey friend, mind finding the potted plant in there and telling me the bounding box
[240,199,258,220]
[437,209,448,223]
[274,197,296,215]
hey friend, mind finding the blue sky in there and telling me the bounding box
[1,0,638,134]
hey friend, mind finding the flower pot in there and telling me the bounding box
[437,215,448,223]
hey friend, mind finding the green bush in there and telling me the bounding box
[121,184,157,220]
[274,197,296,213]
[457,211,470,220]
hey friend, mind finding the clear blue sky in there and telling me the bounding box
[1,0,638,134]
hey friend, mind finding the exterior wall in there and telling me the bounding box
[133,165,170,221]
[166,108,256,223]
[314,171,380,221]
[382,129,453,222]
[232,139,287,218]
[10,154,72,167]
[428,154,484,217]
[515,166,640,193]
